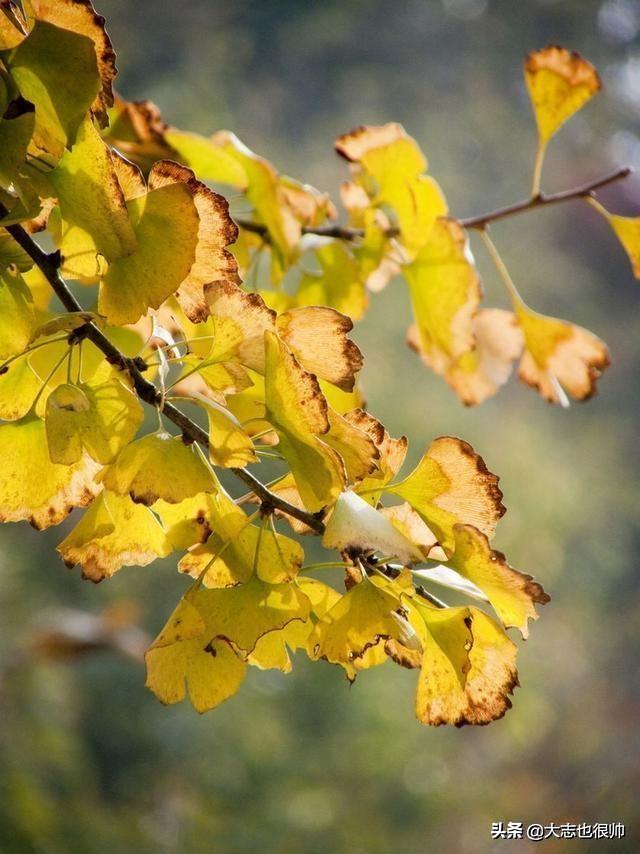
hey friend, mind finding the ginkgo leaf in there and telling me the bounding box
[297,239,368,321]
[515,304,610,406]
[163,128,248,187]
[45,368,143,465]
[188,576,311,659]
[402,598,519,727]
[214,131,303,266]
[593,206,640,279]
[277,306,363,392]
[105,96,173,174]
[98,431,217,505]
[57,490,169,582]
[249,577,341,672]
[430,309,523,406]
[204,279,276,372]
[308,576,402,681]
[345,410,408,505]
[145,160,240,322]
[0,95,35,188]
[0,266,36,359]
[6,19,102,160]
[26,0,117,128]
[335,122,447,255]
[446,524,549,638]
[153,492,217,551]
[404,218,481,375]
[99,161,238,326]
[179,489,303,586]
[387,437,505,553]
[188,395,256,469]
[0,354,41,420]
[264,330,345,513]
[0,2,28,50]
[323,408,379,486]
[322,490,424,565]
[32,310,103,339]
[379,502,440,560]
[525,46,600,147]
[145,597,247,714]
[48,115,136,281]
[0,412,99,529]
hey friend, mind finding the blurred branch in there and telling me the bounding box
[0,204,325,534]
[236,165,633,241]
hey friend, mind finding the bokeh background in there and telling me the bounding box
[1,1,639,851]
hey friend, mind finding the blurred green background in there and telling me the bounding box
[1,1,639,851]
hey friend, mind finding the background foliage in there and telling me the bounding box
[1,0,639,851]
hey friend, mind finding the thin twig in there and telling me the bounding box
[0,205,324,534]
[235,166,632,241]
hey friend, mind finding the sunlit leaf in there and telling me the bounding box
[0,412,99,529]
[515,304,610,406]
[99,431,217,505]
[387,437,505,553]
[57,489,169,582]
[264,330,345,513]
[0,266,35,359]
[446,524,549,638]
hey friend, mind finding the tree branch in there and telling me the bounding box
[236,165,632,241]
[0,208,325,534]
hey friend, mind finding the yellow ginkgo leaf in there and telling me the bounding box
[164,128,249,188]
[379,502,440,560]
[0,355,41,421]
[179,488,304,586]
[45,369,143,465]
[0,412,99,529]
[191,396,257,469]
[99,161,239,326]
[322,490,424,565]
[26,0,117,128]
[434,309,523,406]
[264,331,345,513]
[145,597,247,714]
[249,577,341,672]
[204,280,276,372]
[335,122,447,255]
[99,431,217,506]
[105,96,175,175]
[0,2,28,51]
[403,598,519,727]
[323,409,379,486]
[525,46,600,147]
[515,304,610,406]
[190,576,311,658]
[308,576,403,681]
[387,436,505,553]
[0,267,36,359]
[153,492,217,551]
[344,410,408,505]
[446,524,549,638]
[146,160,240,322]
[6,19,102,161]
[48,115,136,282]
[404,218,481,375]
[57,490,169,582]
[593,206,640,279]
[277,306,363,392]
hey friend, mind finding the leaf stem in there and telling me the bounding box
[530,141,546,198]
[480,229,524,309]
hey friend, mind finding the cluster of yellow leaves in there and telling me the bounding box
[15,12,639,728]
